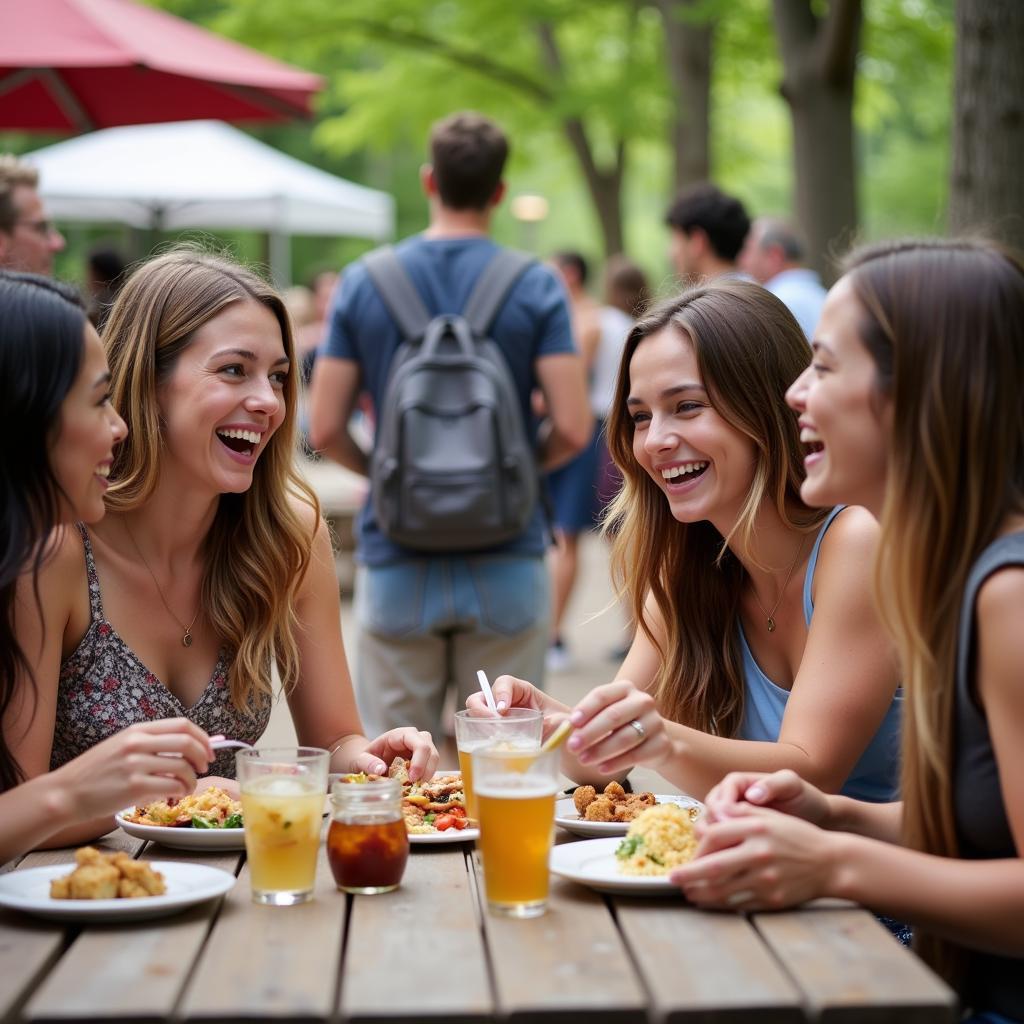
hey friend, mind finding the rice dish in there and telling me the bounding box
[615,803,699,876]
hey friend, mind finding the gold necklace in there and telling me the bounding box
[749,536,806,633]
[123,519,200,648]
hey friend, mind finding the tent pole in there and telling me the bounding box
[268,229,290,288]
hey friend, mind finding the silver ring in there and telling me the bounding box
[628,719,646,740]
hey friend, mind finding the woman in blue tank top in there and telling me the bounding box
[673,239,1024,1023]
[470,281,902,803]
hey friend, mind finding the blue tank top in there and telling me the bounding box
[737,507,902,802]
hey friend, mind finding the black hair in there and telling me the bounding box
[665,183,751,263]
[0,270,87,790]
[552,250,589,286]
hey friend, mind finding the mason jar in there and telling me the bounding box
[327,775,409,894]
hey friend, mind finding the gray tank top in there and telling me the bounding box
[51,525,272,779]
[953,531,1023,1017]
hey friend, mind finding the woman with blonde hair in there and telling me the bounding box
[472,279,902,805]
[672,239,1024,1022]
[11,249,436,848]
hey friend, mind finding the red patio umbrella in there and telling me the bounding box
[0,0,324,133]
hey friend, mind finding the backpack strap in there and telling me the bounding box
[363,245,433,341]
[462,249,535,337]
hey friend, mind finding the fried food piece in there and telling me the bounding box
[49,846,165,901]
[388,757,411,785]
[584,796,617,822]
[68,863,120,899]
[573,785,597,815]
[604,780,626,800]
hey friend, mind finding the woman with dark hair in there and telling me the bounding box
[471,280,902,804]
[0,270,212,861]
[672,239,1024,1023]
[9,249,436,849]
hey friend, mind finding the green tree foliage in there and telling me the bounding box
[122,0,953,284]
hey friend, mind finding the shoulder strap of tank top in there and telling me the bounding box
[75,523,104,622]
[802,505,846,626]
[956,531,1024,711]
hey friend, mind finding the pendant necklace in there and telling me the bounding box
[750,535,806,633]
[123,519,200,647]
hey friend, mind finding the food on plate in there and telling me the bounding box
[123,787,243,829]
[387,757,477,835]
[615,803,699,876]
[49,846,167,900]
[572,780,657,822]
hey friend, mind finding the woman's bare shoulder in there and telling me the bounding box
[816,506,880,567]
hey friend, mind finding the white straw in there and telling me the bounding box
[477,669,498,712]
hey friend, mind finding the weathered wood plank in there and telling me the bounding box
[615,899,804,1023]
[753,908,959,1023]
[22,846,240,1022]
[178,842,345,1023]
[340,846,492,1024]
[473,851,646,1024]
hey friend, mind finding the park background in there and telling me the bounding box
[5,0,1019,293]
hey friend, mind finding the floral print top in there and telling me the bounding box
[51,525,272,778]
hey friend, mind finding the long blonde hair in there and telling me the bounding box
[603,280,825,735]
[102,249,320,709]
[844,238,1024,984]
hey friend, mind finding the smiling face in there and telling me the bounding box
[627,324,757,530]
[49,323,128,523]
[786,277,891,515]
[157,299,289,498]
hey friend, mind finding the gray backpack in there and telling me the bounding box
[363,245,539,552]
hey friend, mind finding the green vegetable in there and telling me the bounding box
[191,815,214,829]
[191,813,244,829]
[222,813,243,829]
[423,813,436,825]
[615,835,643,860]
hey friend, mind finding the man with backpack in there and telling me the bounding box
[308,112,592,740]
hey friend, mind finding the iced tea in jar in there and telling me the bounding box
[328,775,409,894]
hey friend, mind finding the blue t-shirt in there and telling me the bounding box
[322,234,575,566]
[738,507,903,802]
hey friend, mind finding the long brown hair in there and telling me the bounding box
[844,238,1024,984]
[102,249,320,709]
[603,280,825,735]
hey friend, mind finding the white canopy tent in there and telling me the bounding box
[25,120,394,284]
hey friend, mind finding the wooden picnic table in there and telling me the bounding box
[0,813,958,1024]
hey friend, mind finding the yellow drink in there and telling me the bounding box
[473,774,557,921]
[457,746,479,818]
[241,777,323,904]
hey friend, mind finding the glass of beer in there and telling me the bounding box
[237,746,328,906]
[454,708,542,819]
[472,744,561,918]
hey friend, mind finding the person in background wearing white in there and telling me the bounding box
[738,217,826,341]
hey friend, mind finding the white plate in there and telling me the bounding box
[115,810,246,850]
[554,793,703,838]
[549,837,685,896]
[0,861,236,923]
[409,826,479,845]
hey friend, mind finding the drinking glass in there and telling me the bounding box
[472,744,561,918]
[454,708,542,819]
[237,746,328,906]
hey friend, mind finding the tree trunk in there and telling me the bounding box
[537,23,625,257]
[658,0,713,191]
[773,0,862,283]
[949,0,1024,250]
